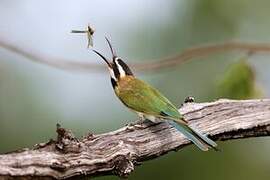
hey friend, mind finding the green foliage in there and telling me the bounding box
[216,59,262,99]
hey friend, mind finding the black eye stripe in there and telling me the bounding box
[111,77,117,88]
[117,59,133,76]
[112,63,120,79]
[112,57,134,79]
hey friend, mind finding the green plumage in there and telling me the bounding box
[92,38,218,151]
[114,76,182,120]
[114,75,218,151]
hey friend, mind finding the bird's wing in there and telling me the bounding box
[116,78,183,120]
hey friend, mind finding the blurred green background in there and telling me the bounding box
[0,0,270,179]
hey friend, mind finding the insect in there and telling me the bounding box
[92,38,218,151]
[71,24,95,48]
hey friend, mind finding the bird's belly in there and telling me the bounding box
[145,114,159,123]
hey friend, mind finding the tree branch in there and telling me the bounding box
[1,39,270,73]
[0,99,270,179]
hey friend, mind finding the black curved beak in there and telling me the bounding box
[105,37,117,59]
[92,49,112,68]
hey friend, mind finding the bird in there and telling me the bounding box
[92,37,218,151]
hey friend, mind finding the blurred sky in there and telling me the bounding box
[0,0,270,180]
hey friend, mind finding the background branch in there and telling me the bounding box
[0,99,270,179]
[1,39,270,73]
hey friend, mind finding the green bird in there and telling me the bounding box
[92,38,218,151]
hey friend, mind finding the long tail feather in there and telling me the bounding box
[168,121,218,151]
[190,126,218,151]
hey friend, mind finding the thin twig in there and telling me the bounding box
[134,41,270,71]
[0,39,104,72]
[1,39,270,73]
[0,40,270,72]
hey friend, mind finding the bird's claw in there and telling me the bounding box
[126,119,146,129]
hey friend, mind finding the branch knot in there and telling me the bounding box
[113,155,134,178]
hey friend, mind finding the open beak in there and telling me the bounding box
[105,37,117,59]
[92,50,112,68]
[92,37,117,68]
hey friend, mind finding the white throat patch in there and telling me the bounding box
[115,57,126,78]
[109,67,116,80]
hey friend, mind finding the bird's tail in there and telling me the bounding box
[168,121,218,151]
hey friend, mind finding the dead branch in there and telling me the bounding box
[0,99,270,179]
[1,39,270,73]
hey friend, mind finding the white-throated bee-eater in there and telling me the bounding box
[92,38,218,151]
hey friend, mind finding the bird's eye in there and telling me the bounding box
[113,57,120,63]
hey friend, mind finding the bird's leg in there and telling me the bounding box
[137,113,146,124]
[141,114,162,125]
[126,113,147,129]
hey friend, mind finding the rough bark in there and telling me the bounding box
[1,99,270,179]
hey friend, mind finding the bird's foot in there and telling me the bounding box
[126,119,147,129]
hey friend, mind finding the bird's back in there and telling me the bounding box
[114,76,182,120]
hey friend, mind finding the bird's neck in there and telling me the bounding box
[111,75,135,89]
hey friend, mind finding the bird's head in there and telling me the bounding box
[93,38,134,87]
